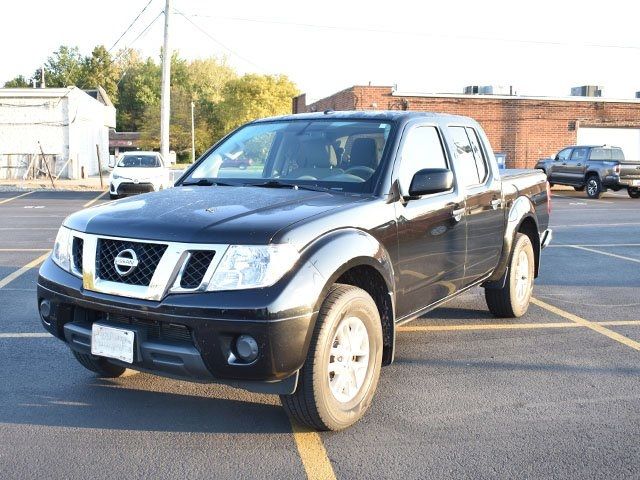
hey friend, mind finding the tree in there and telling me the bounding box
[214,74,299,134]
[36,45,84,88]
[3,75,30,88]
[116,51,161,131]
[80,45,120,101]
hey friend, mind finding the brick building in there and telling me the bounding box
[292,86,640,168]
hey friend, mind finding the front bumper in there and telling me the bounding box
[38,257,324,394]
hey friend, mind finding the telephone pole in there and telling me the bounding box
[160,0,171,161]
[191,101,195,162]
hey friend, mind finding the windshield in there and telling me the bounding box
[183,119,393,193]
[118,155,162,168]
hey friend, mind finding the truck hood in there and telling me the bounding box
[65,186,365,244]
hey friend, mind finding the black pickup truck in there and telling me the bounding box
[535,145,640,199]
[38,111,551,431]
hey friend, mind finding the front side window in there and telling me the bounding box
[556,148,572,161]
[184,120,393,193]
[398,126,448,192]
[571,148,588,162]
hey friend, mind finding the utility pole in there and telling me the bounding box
[40,65,45,88]
[160,0,171,161]
[191,101,195,162]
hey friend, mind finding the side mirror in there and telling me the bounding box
[408,168,454,197]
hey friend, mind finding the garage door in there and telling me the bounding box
[577,127,640,160]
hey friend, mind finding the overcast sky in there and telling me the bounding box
[2,0,639,102]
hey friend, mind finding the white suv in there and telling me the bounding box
[109,151,172,199]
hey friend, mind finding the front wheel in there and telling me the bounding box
[586,175,602,199]
[485,233,535,318]
[628,187,640,198]
[281,284,383,431]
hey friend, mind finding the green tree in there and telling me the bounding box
[3,75,30,88]
[115,51,161,131]
[214,74,299,134]
[36,45,84,87]
[80,45,120,101]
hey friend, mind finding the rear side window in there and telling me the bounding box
[449,126,487,187]
[589,148,611,161]
[399,126,448,191]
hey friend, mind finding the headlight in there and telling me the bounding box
[52,226,72,272]
[207,244,299,291]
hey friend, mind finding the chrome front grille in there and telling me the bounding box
[71,232,228,301]
[97,239,167,286]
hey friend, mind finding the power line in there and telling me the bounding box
[108,0,156,52]
[173,9,265,71]
[114,10,164,86]
[189,14,640,51]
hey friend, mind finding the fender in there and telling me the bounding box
[484,195,540,288]
[299,228,397,364]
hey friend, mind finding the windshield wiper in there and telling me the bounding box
[181,178,236,187]
[245,180,336,193]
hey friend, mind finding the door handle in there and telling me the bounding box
[561,162,567,166]
[576,163,582,166]
[452,207,465,219]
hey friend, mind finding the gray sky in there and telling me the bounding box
[2,0,639,102]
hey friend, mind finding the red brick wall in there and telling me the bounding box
[295,86,640,168]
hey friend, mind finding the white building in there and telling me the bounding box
[0,87,116,179]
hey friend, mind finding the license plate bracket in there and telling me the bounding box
[91,324,135,364]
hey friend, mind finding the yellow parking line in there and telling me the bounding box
[398,320,640,333]
[0,191,33,205]
[290,421,336,480]
[0,252,50,289]
[565,245,640,265]
[83,190,108,208]
[531,298,640,352]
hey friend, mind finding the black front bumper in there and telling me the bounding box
[38,257,323,394]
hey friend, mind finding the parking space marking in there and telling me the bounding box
[531,298,640,352]
[548,243,640,248]
[398,320,640,333]
[83,190,108,208]
[0,333,51,338]
[290,421,337,480]
[551,222,640,228]
[0,252,50,289]
[564,245,640,264]
[0,248,51,252]
[0,191,33,205]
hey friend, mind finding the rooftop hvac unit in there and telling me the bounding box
[463,85,480,95]
[570,85,602,97]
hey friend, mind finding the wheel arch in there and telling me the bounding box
[484,195,541,287]
[301,228,396,366]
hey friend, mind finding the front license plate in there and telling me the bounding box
[91,324,134,364]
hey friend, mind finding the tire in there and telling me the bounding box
[628,187,640,199]
[574,186,585,192]
[485,233,535,318]
[72,350,127,378]
[586,175,602,199]
[109,193,118,200]
[281,284,383,431]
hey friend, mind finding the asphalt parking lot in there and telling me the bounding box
[0,188,639,479]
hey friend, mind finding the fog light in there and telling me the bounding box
[39,300,51,324]
[235,335,259,362]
